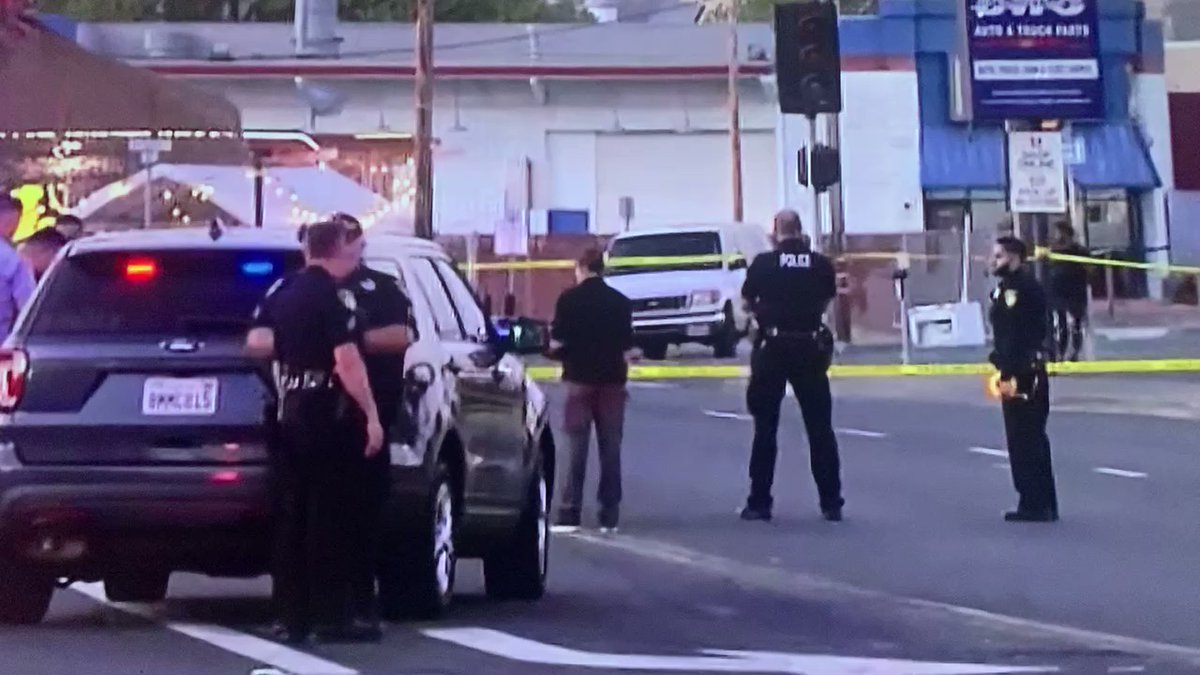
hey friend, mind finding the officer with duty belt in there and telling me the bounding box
[246,220,384,643]
[329,213,414,628]
[989,236,1059,523]
[740,209,844,523]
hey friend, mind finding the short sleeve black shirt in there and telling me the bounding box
[252,265,357,372]
[342,265,412,404]
[988,268,1048,378]
[551,277,634,385]
[741,239,836,332]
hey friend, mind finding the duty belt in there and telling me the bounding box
[275,366,334,392]
[764,327,823,339]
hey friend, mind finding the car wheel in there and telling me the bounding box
[641,341,669,361]
[483,463,549,601]
[712,305,739,359]
[104,571,170,603]
[0,558,53,625]
[380,464,456,620]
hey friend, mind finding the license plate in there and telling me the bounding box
[686,324,710,337]
[142,378,219,416]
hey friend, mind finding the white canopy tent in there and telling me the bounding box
[73,164,411,232]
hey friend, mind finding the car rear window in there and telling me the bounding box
[28,249,303,337]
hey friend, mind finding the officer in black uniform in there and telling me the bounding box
[989,236,1059,523]
[740,209,843,523]
[246,220,385,643]
[329,213,414,628]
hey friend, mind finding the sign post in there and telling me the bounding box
[130,139,173,229]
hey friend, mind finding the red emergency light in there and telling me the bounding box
[125,259,157,281]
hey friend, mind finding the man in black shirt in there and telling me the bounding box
[989,236,1058,523]
[550,247,633,532]
[246,220,384,643]
[329,213,413,628]
[1048,221,1090,362]
[741,209,842,523]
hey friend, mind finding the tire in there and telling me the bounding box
[483,464,549,601]
[641,341,669,361]
[0,558,53,625]
[104,571,170,603]
[712,305,739,359]
[379,464,456,621]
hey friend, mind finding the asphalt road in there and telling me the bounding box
[2,375,1198,675]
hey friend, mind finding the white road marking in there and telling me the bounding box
[1093,467,1148,479]
[550,524,581,534]
[703,410,753,421]
[563,531,1200,666]
[422,627,1056,674]
[968,447,1009,459]
[72,583,357,675]
[837,428,888,439]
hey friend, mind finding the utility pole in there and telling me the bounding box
[413,0,435,239]
[726,0,744,223]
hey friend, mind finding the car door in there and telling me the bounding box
[400,255,527,512]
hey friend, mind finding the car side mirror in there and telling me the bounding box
[729,257,748,271]
[492,316,549,355]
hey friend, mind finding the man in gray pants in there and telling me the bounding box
[549,248,634,532]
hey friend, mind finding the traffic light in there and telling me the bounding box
[774,1,842,117]
[810,144,840,192]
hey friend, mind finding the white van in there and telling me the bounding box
[605,223,771,360]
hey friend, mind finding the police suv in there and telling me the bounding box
[0,225,554,624]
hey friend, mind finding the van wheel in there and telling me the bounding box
[712,306,739,359]
[642,341,668,361]
[380,464,456,620]
[104,571,170,603]
[0,558,53,624]
[484,464,549,601]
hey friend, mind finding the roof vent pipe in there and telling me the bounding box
[294,0,342,58]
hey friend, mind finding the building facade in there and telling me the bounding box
[52,0,1171,280]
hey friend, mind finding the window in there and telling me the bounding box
[405,257,463,340]
[29,249,303,337]
[430,259,488,341]
[607,231,723,276]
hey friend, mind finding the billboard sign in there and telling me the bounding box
[1008,131,1068,214]
[963,0,1104,121]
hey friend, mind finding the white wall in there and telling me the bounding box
[778,71,926,237]
[1133,73,1176,297]
[196,73,922,237]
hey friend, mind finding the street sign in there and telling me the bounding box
[961,0,1104,120]
[1008,131,1067,214]
[423,627,1057,674]
[494,214,529,257]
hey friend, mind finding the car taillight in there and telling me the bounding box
[0,348,29,412]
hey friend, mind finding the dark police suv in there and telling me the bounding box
[0,226,553,624]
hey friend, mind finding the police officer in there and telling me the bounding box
[246,220,384,643]
[740,209,843,523]
[1048,221,1089,362]
[989,236,1059,523]
[329,213,414,628]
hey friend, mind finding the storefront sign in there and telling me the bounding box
[1008,131,1067,213]
[963,0,1104,120]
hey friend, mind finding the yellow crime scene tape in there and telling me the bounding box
[526,359,1200,383]
[469,250,1200,276]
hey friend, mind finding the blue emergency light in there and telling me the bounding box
[240,261,275,277]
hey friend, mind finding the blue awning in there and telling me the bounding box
[921,122,1162,192]
[921,125,1006,191]
[1069,122,1161,190]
